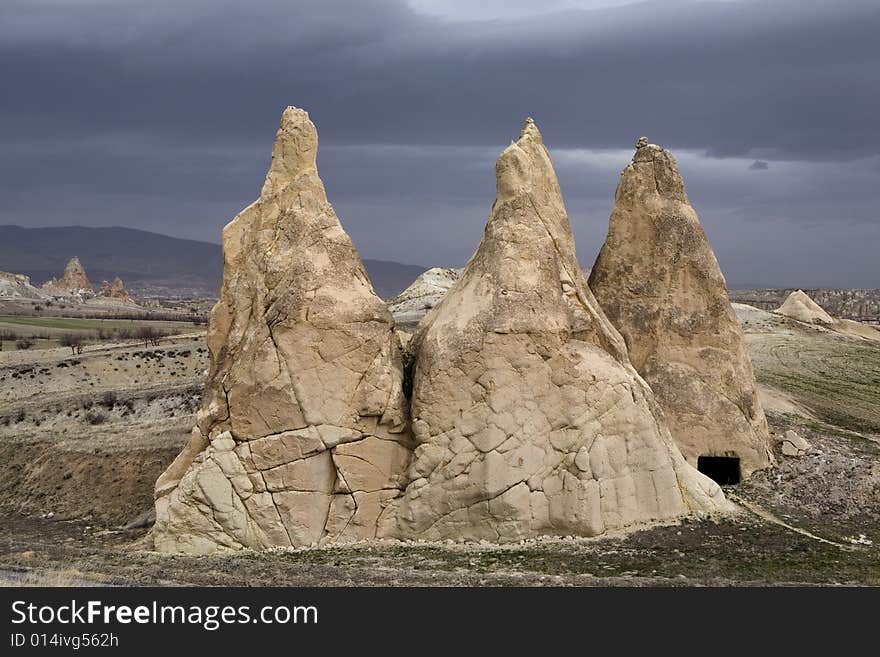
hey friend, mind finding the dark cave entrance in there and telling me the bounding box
[696,456,741,485]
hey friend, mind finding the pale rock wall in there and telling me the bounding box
[589,139,772,477]
[381,120,730,542]
[152,108,413,554]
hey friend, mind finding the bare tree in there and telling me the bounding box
[136,326,168,348]
[59,334,85,355]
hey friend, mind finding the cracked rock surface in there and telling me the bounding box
[381,120,730,542]
[152,107,413,554]
[589,140,773,478]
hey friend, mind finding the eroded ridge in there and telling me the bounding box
[381,120,731,542]
[152,108,413,554]
[589,138,773,478]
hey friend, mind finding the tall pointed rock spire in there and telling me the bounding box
[589,138,773,478]
[152,107,412,554]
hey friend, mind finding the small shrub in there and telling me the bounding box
[59,334,85,355]
[16,339,33,350]
[85,411,106,425]
[102,391,117,409]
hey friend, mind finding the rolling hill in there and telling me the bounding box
[0,225,427,299]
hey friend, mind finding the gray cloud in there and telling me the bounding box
[0,0,878,287]
[749,160,769,171]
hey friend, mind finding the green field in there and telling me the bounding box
[750,331,880,435]
[0,315,203,350]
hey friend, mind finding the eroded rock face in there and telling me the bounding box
[589,139,772,478]
[776,290,834,325]
[97,277,135,304]
[388,267,460,332]
[42,257,93,298]
[381,120,730,542]
[152,107,412,554]
[0,271,45,299]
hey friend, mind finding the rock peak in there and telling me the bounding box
[590,142,773,477]
[42,256,93,297]
[496,117,553,203]
[519,116,542,142]
[261,106,319,196]
[620,139,688,202]
[153,107,410,554]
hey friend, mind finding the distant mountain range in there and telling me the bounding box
[0,226,427,299]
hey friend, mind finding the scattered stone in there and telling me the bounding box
[589,139,773,478]
[779,430,811,457]
[123,507,156,530]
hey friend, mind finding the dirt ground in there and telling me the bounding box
[1,308,878,586]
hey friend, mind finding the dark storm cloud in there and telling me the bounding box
[0,0,878,287]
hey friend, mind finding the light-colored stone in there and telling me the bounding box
[152,107,413,554]
[41,257,94,298]
[776,290,835,325]
[382,119,732,543]
[779,429,811,457]
[96,277,136,304]
[387,267,460,332]
[0,271,46,299]
[589,139,773,478]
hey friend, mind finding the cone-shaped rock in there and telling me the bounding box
[42,256,93,297]
[776,290,834,325]
[382,120,730,542]
[152,107,412,554]
[589,139,772,478]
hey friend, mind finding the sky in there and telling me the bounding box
[1,0,878,288]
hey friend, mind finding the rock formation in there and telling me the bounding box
[387,267,460,332]
[0,271,45,299]
[152,107,413,554]
[97,277,136,304]
[776,290,834,325]
[42,257,94,298]
[381,120,729,542]
[589,138,772,478]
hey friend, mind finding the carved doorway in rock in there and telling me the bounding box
[697,456,741,485]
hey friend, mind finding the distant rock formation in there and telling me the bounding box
[97,277,136,304]
[776,290,834,325]
[0,271,45,299]
[387,267,460,332]
[152,107,413,554]
[382,120,729,542]
[589,138,772,478]
[729,288,880,323]
[41,257,94,298]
